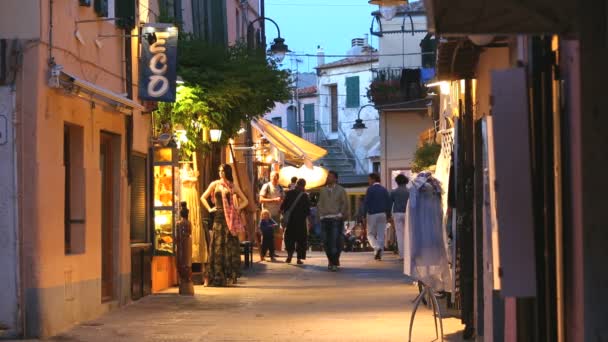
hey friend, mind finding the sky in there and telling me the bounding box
[264,0,381,72]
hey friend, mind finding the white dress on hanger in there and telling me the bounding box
[404,172,452,292]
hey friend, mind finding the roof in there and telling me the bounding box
[316,55,379,70]
[297,86,317,97]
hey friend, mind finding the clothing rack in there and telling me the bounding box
[408,282,444,342]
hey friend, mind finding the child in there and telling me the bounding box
[258,209,278,261]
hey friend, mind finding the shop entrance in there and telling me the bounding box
[100,132,120,302]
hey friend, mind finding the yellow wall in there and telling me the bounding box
[15,1,152,337]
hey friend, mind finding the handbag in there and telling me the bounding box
[280,192,305,227]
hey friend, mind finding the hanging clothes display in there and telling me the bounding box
[404,172,452,292]
[180,163,208,264]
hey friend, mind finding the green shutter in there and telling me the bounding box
[115,0,136,29]
[95,0,108,17]
[303,104,315,133]
[346,76,360,108]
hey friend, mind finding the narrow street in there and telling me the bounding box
[43,252,463,342]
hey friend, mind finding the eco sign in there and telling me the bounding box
[139,24,178,102]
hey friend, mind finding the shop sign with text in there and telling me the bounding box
[139,24,178,102]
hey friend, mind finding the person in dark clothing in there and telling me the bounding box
[258,209,278,262]
[364,172,392,261]
[280,178,311,264]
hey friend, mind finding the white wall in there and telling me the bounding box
[317,61,380,172]
[0,87,19,337]
[378,14,428,69]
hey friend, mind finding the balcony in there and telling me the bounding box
[367,68,433,108]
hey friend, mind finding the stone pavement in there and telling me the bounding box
[42,252,464,342]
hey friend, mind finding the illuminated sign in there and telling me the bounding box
[139,24,179,102]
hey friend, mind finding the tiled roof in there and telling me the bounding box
[297,86,317,96]
[316,54,379,70]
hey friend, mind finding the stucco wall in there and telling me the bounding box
[15,1,148,337]
[0,87,19,338]
[380,110,432,187]
[378,14,427,69]
[227,0,260,45]
[318,62,379,172]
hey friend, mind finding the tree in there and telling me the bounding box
[154,39,291,157]
[411,142,441,173]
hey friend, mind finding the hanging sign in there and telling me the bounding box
[139,24,179,102]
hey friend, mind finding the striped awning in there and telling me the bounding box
[251,118,327,162]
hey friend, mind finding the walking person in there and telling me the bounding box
[364,173,391,261]
[200,164,249,286]
[317,171,349,271]
[391,174,410,260]
[258,209,278,262]
[281,179,311,264]
[259,171,284,256]
[288,176,298,190]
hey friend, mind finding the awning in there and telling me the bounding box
[57,71,145,114]
[251,118,327,162]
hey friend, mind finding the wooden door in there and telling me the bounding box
[330,85,338,132]
[100,133,115,302]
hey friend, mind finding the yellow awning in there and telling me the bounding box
[251,118,327,162]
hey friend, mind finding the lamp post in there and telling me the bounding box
[247,17,289,63]
[352,104,375,136]
[369,0,408,21]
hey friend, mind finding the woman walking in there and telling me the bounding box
[280,178,311,265]
[201,164,249,286]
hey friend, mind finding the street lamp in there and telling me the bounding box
[352,104,375,136]
[210,129,223,143]
[369,0,408,21]
[247,17,289,63]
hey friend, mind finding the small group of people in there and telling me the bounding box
[257,170,349,272]
[363,172,410,261]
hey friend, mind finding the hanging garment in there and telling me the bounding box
[404,173,452,292]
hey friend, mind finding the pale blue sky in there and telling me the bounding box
[264,0,380,72]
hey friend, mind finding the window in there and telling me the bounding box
[271,117,283,128]
[303,104,315,133]
[345,76,360,108]
[64,124,86,254]
[130,154,148,243]
[93,0,135,29]
[329,85,338,132]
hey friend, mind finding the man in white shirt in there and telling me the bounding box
[259,171,284,255]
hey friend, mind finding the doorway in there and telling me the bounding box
[100,132,120,302]
[286,105,298,134]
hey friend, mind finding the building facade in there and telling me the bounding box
[316,39,379,175]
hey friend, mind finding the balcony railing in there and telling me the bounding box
[367,67,432,106]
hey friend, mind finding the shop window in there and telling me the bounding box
[345,76,360,108]
[64,124,86,255]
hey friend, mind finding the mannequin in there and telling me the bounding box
[201,164,249,286]
[180,162,207,264]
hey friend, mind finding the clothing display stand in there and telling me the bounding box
[408,281,444,342]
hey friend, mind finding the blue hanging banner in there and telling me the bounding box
[139,24,179,102]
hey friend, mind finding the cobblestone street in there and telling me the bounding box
[26,252,465,342]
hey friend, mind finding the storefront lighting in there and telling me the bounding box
[210,129,223,143]
[369,0,407,21]
[279,162,329,189]
[426,81,451,95]
[154,214,169,225]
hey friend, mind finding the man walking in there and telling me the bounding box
[317,171,348,271]
[364,173,391,261]
[391,174,410,260]
[259,171,284,256]
[281,179,311,264]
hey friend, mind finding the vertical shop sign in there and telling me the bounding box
[139,24,179,102]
